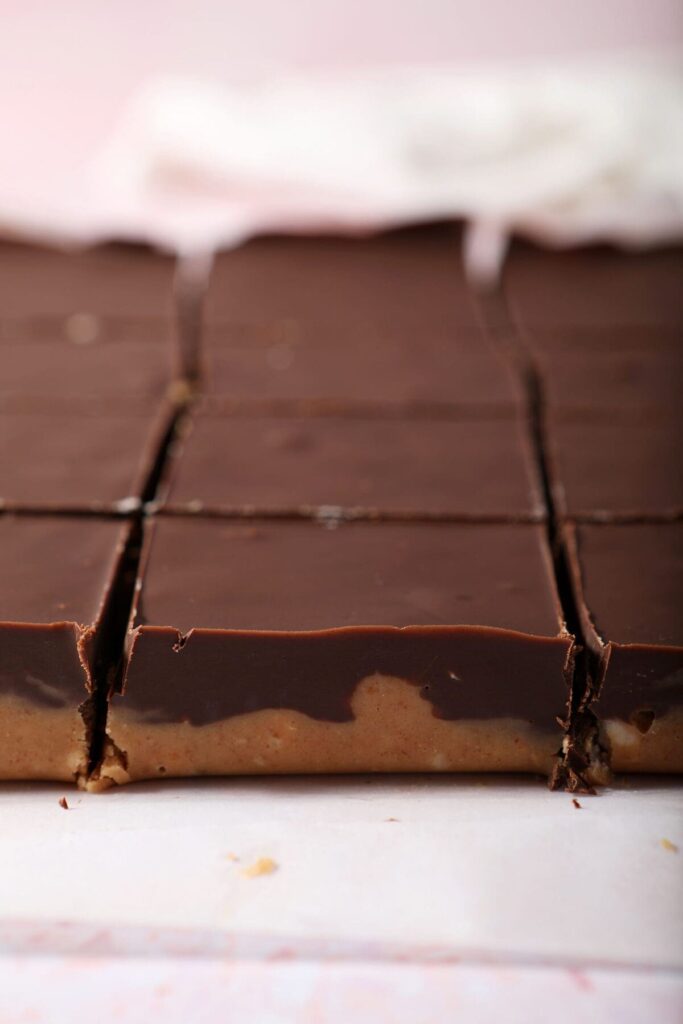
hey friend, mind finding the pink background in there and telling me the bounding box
[0,0,681,224]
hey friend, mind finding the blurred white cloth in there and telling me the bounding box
[3,59,683,277]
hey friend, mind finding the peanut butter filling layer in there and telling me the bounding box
[605,709,683,773]
[100,673,560,786]
[0,695,88,782]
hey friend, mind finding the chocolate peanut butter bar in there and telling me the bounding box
[99,518,574,784]
[565,523,683,772]
[0,241,181,401]
[1,338,175,404]
[504,243,683,524]
[205,225,481,330]
[504,242,683,332]
[537,344,683,413]
[0,516,131,782]
[160,409,545,520]
[546,409,683,522]
[202,226,523,411]
[0,240,175,320]
[0,403,174,514]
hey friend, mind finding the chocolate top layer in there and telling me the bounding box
[0,516,128,627]
[0,242,175,319]
[204,225,521,408]
[202,341,523,408]
[505,243,683,330]
[0,406,170,512]
[569,523,683,649]
[547,409,683,520]
[539,346,683,411]
[122,519,571,727]
[162,411,544,519]
[1,338,173,402]
[206,224,479,329]
[0,516,130,707]
[515,326,682,353]
[132,519,565,636]
[566,523,683,720]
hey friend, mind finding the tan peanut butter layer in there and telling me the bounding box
[605,710,683,773]
[0,696,88,782]
[98,675,559,787]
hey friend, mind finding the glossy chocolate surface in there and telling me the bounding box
[162,411,544,519]
[203,341,522,408]
[0,517,130,705]
[0,241,175,319]
[1,338,173,402]
[567,523,683,720]
[547,409,683,520]
[0,405,171,512]
[206,225,479,329]
[203,226,522,408]
[0,242,178,400]
[121,519,572,727]
[538,345,683,411]
[505,242,683,330]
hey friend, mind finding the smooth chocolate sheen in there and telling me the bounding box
[546,408,683,521]
[1,337,174,402]
[0,241,175,319]
[0,516,130,707]
[566,523,683,722]
[205,224,480,329]
[505,242,683,330]
[0,404,173,512]
[538,345,683,411]
[203,226,523,409]
[161,411,545,519]
[120,519,572,728]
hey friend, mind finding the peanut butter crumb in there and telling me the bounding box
[58,797,69,810]
[572,799,582,809]
[660,838,678,853]
[226,852,240,862]
[240,857,278,879]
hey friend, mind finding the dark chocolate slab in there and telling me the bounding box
[0,316,173,347]
[566,523,683,722]
[1,338,174,402]
[202,339,522,409]
[0,241,175,319]
[515,326,682,353]
[0,242,181,399]
[539,345,683,411]
[505,242,683,330]
[120,518,572,728]
[546,408,683,520]
[203,226,522,408]
[0,405,172,512]
[206,224,479,330]
[161,410,544,519]
[0,516,130,706]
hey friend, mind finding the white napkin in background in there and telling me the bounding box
[4,58,683,279]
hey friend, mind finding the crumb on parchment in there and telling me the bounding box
[660,838,678,853]
[58,797,69,810]
[226,852,240,862]
[240,857,278,879]
[572,799,582,809]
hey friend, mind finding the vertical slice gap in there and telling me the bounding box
[86,257,207,782]
[475,287,607,791]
